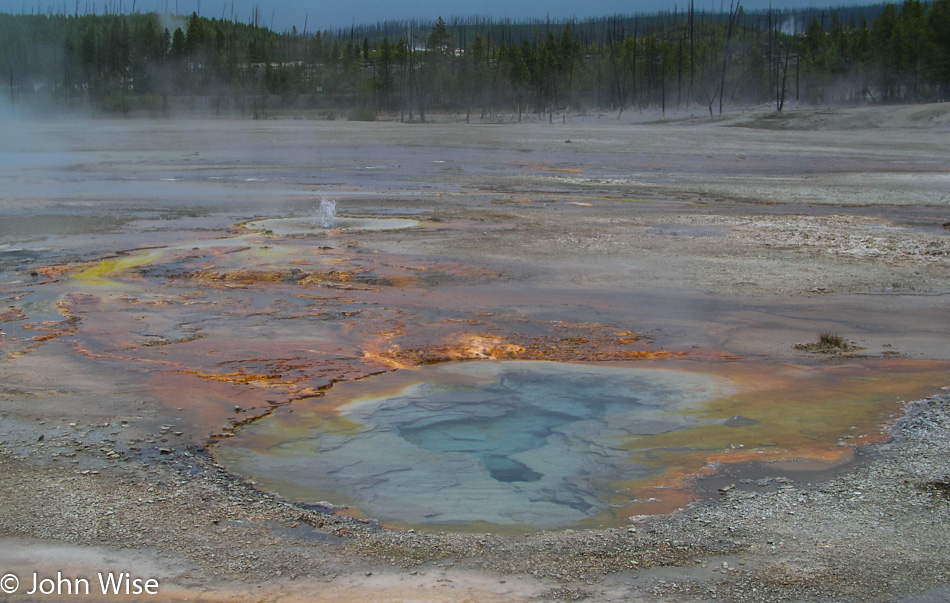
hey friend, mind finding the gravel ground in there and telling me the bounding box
[1,392,948,601]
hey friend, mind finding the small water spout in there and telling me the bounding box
[315,197,337,228]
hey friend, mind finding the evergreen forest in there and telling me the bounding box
[2,0,948,119]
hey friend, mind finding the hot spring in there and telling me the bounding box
[245,216,420,234]
[215,359,947,532]
[245,200,419,235]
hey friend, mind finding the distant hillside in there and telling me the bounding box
[1,0,947,118]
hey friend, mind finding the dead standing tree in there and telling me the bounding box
[718,0,742,114]
[697,0,742,116]
[775,34,792,111]
[768,6,794,112]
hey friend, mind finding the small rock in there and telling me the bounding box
[725,415,760,427]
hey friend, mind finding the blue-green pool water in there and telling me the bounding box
[216,360,737,529]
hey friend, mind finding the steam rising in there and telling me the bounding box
[315,197,337,228]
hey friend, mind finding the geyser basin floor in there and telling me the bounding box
[216,358,948,532]
[3,111,950,601]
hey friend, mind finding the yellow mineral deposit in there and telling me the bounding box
[69,251,163,286]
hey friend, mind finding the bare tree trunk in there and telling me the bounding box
[767,6,774,106]
[8,59,15,106]
[795,50,800,106]
[777,41,791,112]
[607,21,627,118]
[688,0,695,106]
[408,28,414,122]
[661,54,666,117]
[719,0,741,115]
[677,31,684,107]
[566,24,577,111]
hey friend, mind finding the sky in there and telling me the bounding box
[0,0,875,32]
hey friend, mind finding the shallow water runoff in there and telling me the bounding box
[217,359,948,532]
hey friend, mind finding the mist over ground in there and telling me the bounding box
[4,0,947,120]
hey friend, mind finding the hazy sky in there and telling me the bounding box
[1,0,873,32]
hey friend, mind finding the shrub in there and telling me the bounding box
[793,332,854,354]
[818,332,848,349]
[346,107,376,122]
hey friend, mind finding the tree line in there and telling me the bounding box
[2,0,948,119]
